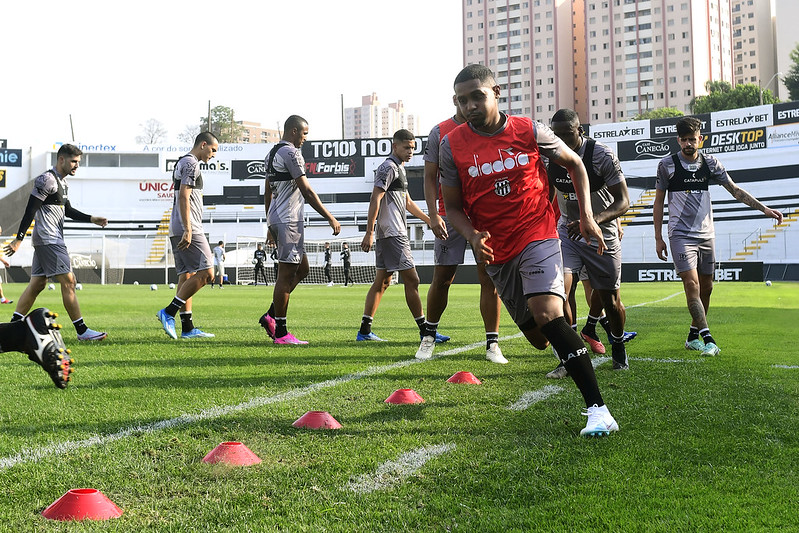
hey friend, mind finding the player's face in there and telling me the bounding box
[454,78,501,132]
[292,124,310,148]
[393,139,415,162]
[551,121,582,151]
[199,140,219,163]
[57,155,81,176]
[678,131,701,159]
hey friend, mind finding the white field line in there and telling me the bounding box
[772,364,799,369]
[630,357,704,363]
[347,443,456,494]
[0,291,682,471]
[507,356,610,411]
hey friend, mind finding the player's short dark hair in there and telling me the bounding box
[393,129,415,143]
[284,115,308,134]
[194,131,218,147]
[218,240,224,245]
[454,64,496,88]
[676,117,702,137]
[551,108,581,125]
[57,144,83,159]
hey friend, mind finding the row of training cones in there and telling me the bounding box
[41,370,483,521]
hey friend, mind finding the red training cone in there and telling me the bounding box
[202,441,262,466]
[384,388,425,404]
[292,411,342,429]
[447,371,482,384]
[41,489,123,521]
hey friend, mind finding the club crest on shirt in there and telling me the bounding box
[494,179,511,197]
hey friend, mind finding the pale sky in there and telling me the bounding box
[3,0,463,147]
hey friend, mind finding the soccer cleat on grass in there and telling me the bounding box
[433,331,450,343]
[685,338,705,351]
[611,342,629,370]
[356,331,385,342]
[258,313,276,340]
[580,404,619,437]
[486,343,508,364]
[415,335,435,360]
[24,308,74,389]
[621,331,637,343]
[157,309,177,339]
[181,328,215,339]
[77,328,107,341]
[0,298,13,304]
[581,329,606,354]
[700,342,720,357]
[546,363,569,379]
[274,332,308,345]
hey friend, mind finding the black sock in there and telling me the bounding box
[72,318,88,335]
[486,332,499,350]
[541,317,604,407]
[0,321,26,352]
[267,302,275,318]
[699,328,716,346]
[422,320,438,338]
[572,324,578,332]
[599,315,612,336]
[414,315,425,334]
[582,315,599,337]
[359,315,373,335]
[275,317,288,338]
[687,326,700,342]
[165,297,185,317]
[180,312,194,333]
[11,312,24,323]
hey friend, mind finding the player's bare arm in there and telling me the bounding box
[722,179,784,225]
[405,195,431,228]
[263,178,273,218]
[295,175,340,235]
[361,187,384,252]
[566,181,629,240]
[178,185,192,250]
[91,216,108,228]
[441,183,493,263]
[545,143,606,253]
[652,188,668,261]
[423,161,447,240]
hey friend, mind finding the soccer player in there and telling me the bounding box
[357,129,444,344]
[259,115,341,345]
[440,65,618,436]
[156,132,220,340]
[0,308,73,389]
[546,108,631,374]
[653,116,783,356]
[0,254,12,305]
[253,243,268,286]
[212,241,226,288]
[340,242,353,287]
[324,242,333,286]
[416,99,505,363]
[269,244,279,282]
[3,144,108,341]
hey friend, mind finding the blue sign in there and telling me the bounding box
[0,149,22,167]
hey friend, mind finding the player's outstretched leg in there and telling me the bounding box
[24,308,74,389]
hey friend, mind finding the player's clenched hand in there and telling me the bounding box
[580,216,606,255]
[655,238,668,261]
[3,239,21,257]
[566,220,582,241]
[91,216,108,228]
[329,216,341,236]
[469,231,493,264]
[361,231,373,253]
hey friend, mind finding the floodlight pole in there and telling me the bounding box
[759,72,783,105]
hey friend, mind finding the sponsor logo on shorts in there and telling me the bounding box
[521,268,545,276]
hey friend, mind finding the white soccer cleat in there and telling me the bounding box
[485,342,508,364]
[77,328,107,341]
[415,335,435,360]
[580,404,619,437]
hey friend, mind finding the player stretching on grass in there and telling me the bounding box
[416,99,504,363]
[156,132,219,340]
[440,65,618,436]
[4,144,107,341]
[653,116,783,356]
[259,115,340,344]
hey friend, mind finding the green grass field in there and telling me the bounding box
[0,281,796,531]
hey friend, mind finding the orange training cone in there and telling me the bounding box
[447,371,482,384]
[202,441,262,466]
[385,388,425,404]
[292,411,342,429]
[41,489,123,521]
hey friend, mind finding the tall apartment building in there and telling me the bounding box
[463,0,733,124]
[344,93,420,139]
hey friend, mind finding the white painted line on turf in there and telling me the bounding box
[507,356,610,411]
[347,443,455,494]
[0,293,681,470]
[629,357,704,363]
[772,364,799,369]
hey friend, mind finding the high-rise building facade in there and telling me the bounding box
[462,0,735,125]
[344,93,420,138]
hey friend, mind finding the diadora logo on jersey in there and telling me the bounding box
[467,147,530,177]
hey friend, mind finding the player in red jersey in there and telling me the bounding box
[439,64,618,436]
